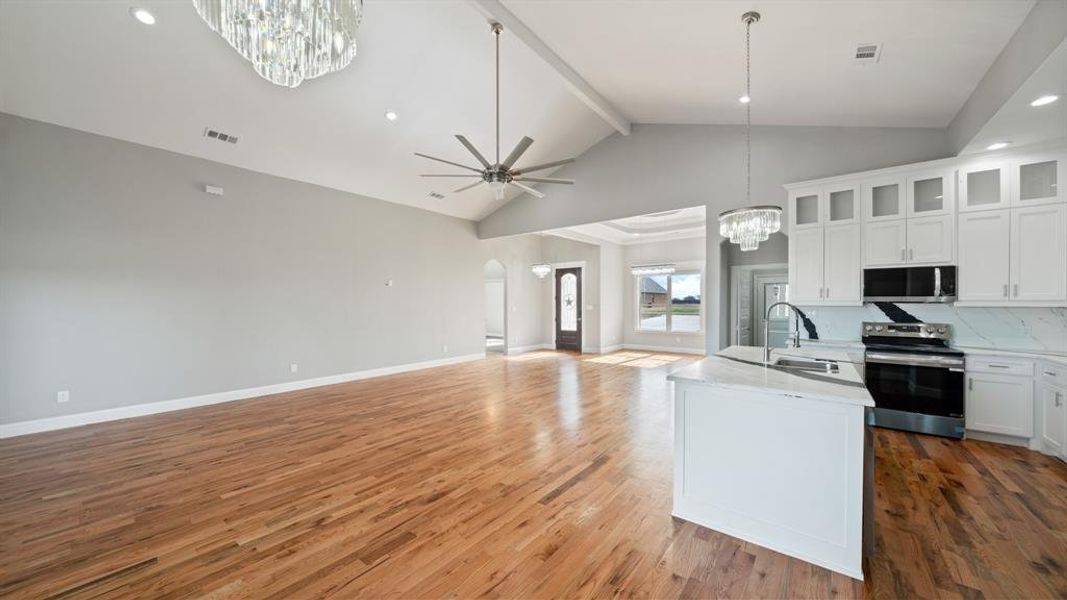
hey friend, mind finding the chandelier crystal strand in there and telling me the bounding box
[192,0,364,88]
[717,11,781,252]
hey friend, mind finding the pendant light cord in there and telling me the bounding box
[745,16,752,205]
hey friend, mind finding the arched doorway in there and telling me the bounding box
[484,259,507,353]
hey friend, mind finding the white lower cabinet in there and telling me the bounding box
[965,371,1034,438]
[1040,382,1066,457]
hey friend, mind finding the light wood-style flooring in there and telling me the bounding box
[1,350,1065,599]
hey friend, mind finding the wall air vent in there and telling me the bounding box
[854,43,882,64]
[428,192,445,200]
[203,128,239,144]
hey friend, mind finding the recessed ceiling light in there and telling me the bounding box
[986,141,1011,151]
[384,111,398,121]
[738,95,751,104]
[1030,95,1059,107]
[130,7,155,25]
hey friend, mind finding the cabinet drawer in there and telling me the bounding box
[965,356,1033,376]
[1040,361,1067,383]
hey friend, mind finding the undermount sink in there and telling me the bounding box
[772,356,840,373]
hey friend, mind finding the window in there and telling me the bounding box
[637,271,702,332]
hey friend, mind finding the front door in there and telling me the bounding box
[555,267,582,352]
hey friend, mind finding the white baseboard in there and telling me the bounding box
[506,343,554,355]
[622,343,706,355]
[0,353,486,439]
[600,344,624,354]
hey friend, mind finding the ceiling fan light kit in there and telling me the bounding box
[718,10,782,252]
[192,0,364,88]
[416,22,576,199]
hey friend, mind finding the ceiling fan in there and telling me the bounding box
[416,22,575,200]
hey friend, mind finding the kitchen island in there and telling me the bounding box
[667,346,874,580]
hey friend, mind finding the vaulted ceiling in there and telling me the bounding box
[0,0,1037,221]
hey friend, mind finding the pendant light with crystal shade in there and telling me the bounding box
[718,11,781,252]
[192,0,364,88]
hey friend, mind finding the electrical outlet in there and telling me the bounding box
[57,390,70,404]
[290,363,299,374]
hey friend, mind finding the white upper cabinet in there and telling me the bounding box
[1010,203,1067,303]
[863,219,907,267]
[906,169,955,217]
[906,215,954,265]
[788,188,823,230]
[823,224,862,303]
[825,183,861,225]
[1012,151,1065,207]
[958,211,1011,303]
[789,227,825,304]
[861,177,905,222]
[958,161,1010,213]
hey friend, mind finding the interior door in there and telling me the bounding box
[555,267,582,352]
[755,275,789,347]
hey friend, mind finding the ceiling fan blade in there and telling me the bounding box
[501,136,534,170]
[510,181,546,199]
[514,177,574,185]
[511,158,575,176]
[455,135,492,169]
[420,174,482,178]
[454,180,486,193]
[414,153,483,173]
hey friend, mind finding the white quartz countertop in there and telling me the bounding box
[666,346,875,408]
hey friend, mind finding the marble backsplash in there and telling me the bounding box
[797,305,1067,354]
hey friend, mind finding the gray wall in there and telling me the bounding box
[947,0,1067,153]
[478,123,951,353]
[1,115,486,424]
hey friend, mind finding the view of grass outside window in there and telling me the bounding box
[638,272,702,332]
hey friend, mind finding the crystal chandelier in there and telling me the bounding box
[531,263,551,279]
[718,11,781,252]
[192,0,364,88]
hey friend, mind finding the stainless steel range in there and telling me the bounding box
[862,322,965,438]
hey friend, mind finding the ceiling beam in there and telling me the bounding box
[468,0,632,136]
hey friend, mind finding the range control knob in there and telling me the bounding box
[938,327,947,334]
[864,324,872,331]
[875,325,884,332]
[925,326,935,334]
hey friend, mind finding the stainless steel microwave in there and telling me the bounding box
[863,266,956,303]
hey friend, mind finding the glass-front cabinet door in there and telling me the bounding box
[959,161,1010,212]
[788,188,823,230]
[907,169,955,217]
[862,176,905,222]
[1012,152,1065,207]
[825,183,860,225]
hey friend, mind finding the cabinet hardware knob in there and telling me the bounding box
[900,248,906,261]
[968,378,974,391]
[989,364,1010,369]
[1013,284,1019,297]
[909,248,914,260]
[1003,284,1008,297]
[1045,371,1057,376]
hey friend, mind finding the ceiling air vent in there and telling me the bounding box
[203,128,239,144]
[428,192,445,200]
[854,43,882,64]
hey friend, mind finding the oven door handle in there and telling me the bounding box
[865,352,964,369]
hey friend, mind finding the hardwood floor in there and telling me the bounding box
[1,350,1065,599]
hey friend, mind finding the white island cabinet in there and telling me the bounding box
[667,346,874,580]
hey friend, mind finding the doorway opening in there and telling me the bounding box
[484,259,506,354]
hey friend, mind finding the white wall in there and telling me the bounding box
[624,237,707,352]
[484,280,505,337]
[480,234,547,352]
[599,242,624,351]
[0,115,486,425]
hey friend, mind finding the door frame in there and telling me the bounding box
[550,261,586,352]
[753,272,790,346]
